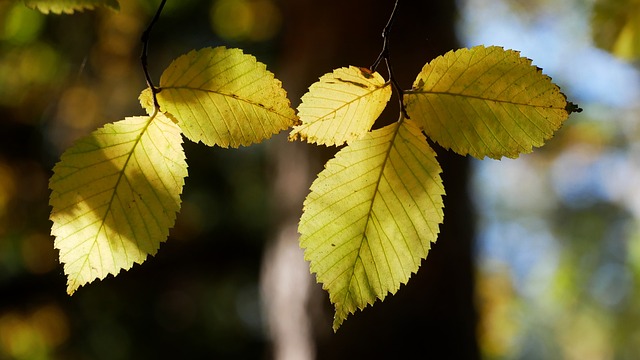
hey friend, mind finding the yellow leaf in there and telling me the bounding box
[23,0,119,14]
[405,45,578,159]
[290,66,392,146]
[299,119,445,330]
[49,113,187,294]
[139,87,155,116]
[156,47,298,148]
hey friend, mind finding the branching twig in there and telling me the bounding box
[370,0,398,71]
[141,0,167,111]
[370,0,408,119]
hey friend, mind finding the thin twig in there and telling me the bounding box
[141,0,167,111]
[370,0,398,70]
[370,0,408,119]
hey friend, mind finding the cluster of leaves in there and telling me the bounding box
[49,47,296,293]
[40,0,580,330]
[290,46,578,329]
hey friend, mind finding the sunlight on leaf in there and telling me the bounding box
[156,46,298,148]
[49,113,187,294]
[139,87,155,116]
[23,0,119,14]
[405,45,579,159]
[299,119,445,330]
[289,66,391,146]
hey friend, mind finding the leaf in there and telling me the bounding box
[23,0,119,14]
[289,66,392,146]
[592,0,640,60]
[155,46,298,148]
[139,87,156,116]
[404,45,579,159]
[299,119,445,330]
[49,113,187,294]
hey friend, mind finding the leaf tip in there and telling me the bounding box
[332,317,343,332]
[566,101,583,114]
[66,282,78,296]
[331,306,351,332]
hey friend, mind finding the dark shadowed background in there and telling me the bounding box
[1,0,640,359]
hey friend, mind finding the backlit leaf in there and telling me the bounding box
[156,46,298,148]
[404,45,579,159]
[24,0,119,14]
[290,66,392,146]
[299,119,445,330]
[49,113,187,294]
[139,87,155,116]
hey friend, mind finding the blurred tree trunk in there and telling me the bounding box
[262,1,478,359]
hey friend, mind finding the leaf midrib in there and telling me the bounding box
[295,83,391,129]
[161,86,295,119]
[338,119,404,324]
[406,89,565,109]
[74,114,155,289]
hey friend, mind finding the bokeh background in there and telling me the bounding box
[0,0,638,359]
[462,0,640,358]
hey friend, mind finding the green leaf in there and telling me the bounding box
[592,0,640,60]
[155,46,298,148]
[23,0,119,14]
[289,66,392,146]
[404,45,579,159]
[299,119,445,330]
[49,113,187,294]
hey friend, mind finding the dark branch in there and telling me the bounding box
[370,0,398,71]
[141,0,167,111]
[370,0,408,119]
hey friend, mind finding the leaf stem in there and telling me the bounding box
[370,0,408,119]
[370,0,397,71]
[141,0,167,111]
